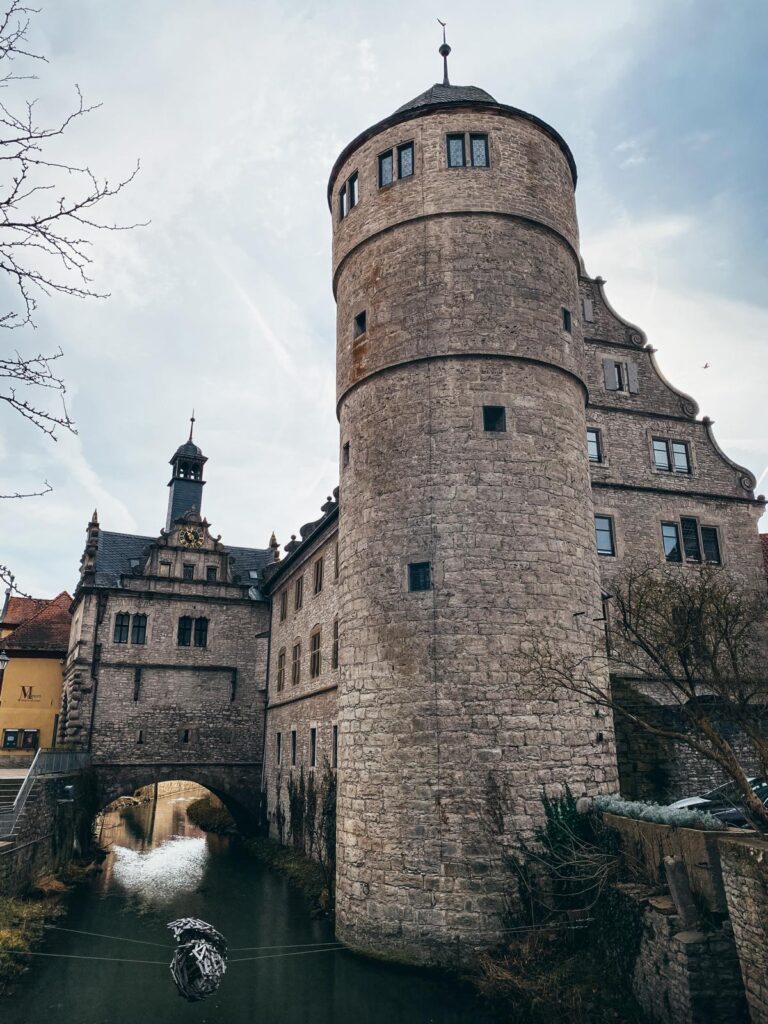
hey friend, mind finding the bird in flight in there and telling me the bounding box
[702,362,710,369]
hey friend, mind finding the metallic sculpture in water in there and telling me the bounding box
[167,917,228,1001]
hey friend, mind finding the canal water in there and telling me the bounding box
[1,794,502,1024]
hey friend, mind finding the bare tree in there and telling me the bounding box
[526,563,768,829]
[0,1,141,595]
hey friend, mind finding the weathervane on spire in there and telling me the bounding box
[438,19,451,87]
[189,409,196,443]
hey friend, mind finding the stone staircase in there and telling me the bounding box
[0,777,24,806]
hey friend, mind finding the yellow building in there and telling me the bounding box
[0,591,72,760]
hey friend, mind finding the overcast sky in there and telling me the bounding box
[2,0,767,598]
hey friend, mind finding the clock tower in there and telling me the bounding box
[166,416,207,532]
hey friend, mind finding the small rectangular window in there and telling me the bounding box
[397,142,414,178]
[136,729,144,746]
[562,307,572,334]
[276,731,282,766]
[470,133,489,167]
[182,563,194,580]
[280,590,288,622]
[332,617,339,669]
[277,649,286,692]
[348,171,359,208]
[294,576,303,611]
[177,616,192,647]
[653,439,671,471]
[181,728,191,744]
[291,642,301,685]
[587,428,602,464]
[309,727,317,768]
[114,613,130,644]
[290,729,297,767]
[378,150,394,187]
[662,522,682,563]
[354,311,367,338]
[332,723,338,769]
[483,405,506,432]
[206,566,218,582]
[408,561,432,592]
[701,526,721,565]
[447,133,466,167]
[314,557,324,595]
[671,442,690,474]
[131,614,147,645]
[309,630,321,678]
[194,617,208,648]
[158,561,171,577]
[594,515,615,556]
[680,517,702,562]
[334,541,340,579]
[342,442,350,468]
[338,185,348,221]
[582,297,594,322]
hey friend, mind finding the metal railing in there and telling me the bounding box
[0,748,91,840]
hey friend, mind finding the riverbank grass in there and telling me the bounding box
[0,894,65,996]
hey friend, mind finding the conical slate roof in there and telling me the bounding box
[395,82,496,115]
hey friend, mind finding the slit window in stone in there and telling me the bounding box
[332,723,338,769]
[136,729,144,746]
[131,614,147,645]
[194,617,208,648]
[662,522,682,563]
[276,731,282,766]
[378,150,394,187]
[354,311,367,338]
[295,575,303,611]
[562,307,572,333]
[397,142,414,178]
[332,616,339,669]
[114,612,130,644]
[680,517,702,562]
[470,133,489,167]
[408,561,432,592]
[587,428,602,463]
[292,642,301,685]
[290,728,297,767]
[338,184,348,221]
[310,727,317,768]
[594,515,615,556]
[342,442,350,468]
[280,589,288,621]
[701,526,721,565]
[177,616,192,646]
[277,648,286,692]
[309,628,322,678]
[314,556,324,595]
[447,133,466,167]
[483,405,506,432]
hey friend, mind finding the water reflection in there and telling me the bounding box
[0,792,503,1024]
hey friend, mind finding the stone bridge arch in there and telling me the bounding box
[93,762,264,834]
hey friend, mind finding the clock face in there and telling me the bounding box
[179,527,204,548]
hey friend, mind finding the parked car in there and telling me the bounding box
[669,776,768,826]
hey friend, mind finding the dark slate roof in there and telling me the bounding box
[93,531,155,587]
[172,440,205,460]
[395,82,496,114]
[90,530,272,596]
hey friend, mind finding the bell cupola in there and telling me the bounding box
[166,414,207,531]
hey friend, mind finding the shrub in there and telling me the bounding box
[594,794,723,830]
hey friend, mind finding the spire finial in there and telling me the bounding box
[188,409,196,443]
[437,19,451,87]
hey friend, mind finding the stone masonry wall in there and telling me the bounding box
[0,775,78,895]
[719,836,768,1024]
[264,525,340,838]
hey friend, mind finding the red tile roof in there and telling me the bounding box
[3,595,49,629]
[2,591,72,654]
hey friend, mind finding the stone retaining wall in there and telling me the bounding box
[719,836,768,1023]
[0,775,78,895]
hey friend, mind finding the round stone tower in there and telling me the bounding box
[329,66,618,965]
